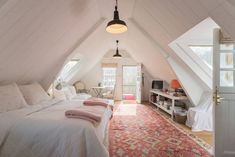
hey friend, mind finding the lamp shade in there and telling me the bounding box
[171,79,181,89]
[113,40,122,58]
[106,1,127,34]
[106,20,128,34]
[113,52,122,58]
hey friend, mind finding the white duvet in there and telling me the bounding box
[0,99,112,157]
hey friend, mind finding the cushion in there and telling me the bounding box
[62,86,75,100]
[0,83,28,113]
[68,86,77,97]
[19,82,51,105]
[53,89,67,100]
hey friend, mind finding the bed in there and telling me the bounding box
[0,83,112,157]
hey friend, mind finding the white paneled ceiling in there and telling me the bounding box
[0,0,235,91]
[0,0,101,86]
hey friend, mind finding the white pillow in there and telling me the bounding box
[62,87,74,100]
[0,83,28,113]
[68,86,77,97]
[19,83,51,105]
[53,89,67,100]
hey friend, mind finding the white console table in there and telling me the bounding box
[149,89,187,119]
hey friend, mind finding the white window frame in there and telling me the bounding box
[189,45,213,69]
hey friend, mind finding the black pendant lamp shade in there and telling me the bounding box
[106,0,127,34]
[113,40,122,58]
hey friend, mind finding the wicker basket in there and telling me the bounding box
[174,111,187,124]
[151,95,156,102]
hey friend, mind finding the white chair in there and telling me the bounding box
[186,91,213,132]
[102,85,116,100]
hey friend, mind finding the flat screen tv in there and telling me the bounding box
[152,80,165,90]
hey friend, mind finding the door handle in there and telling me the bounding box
[214,95,224,104]
[213,86,224,105]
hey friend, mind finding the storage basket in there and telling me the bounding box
[174,110,187,124]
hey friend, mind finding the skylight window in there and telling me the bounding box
[57,59,79,81]
[189,45,213,68]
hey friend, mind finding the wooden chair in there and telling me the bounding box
[73,81,89,93]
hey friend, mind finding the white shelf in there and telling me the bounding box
[150,100,172,115]
[150,89,187,100]
[149,90,187,119]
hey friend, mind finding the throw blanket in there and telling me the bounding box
[65,106,104,124]
[84,97,113,110]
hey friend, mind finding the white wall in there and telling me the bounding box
[169,18,220,90]
[167,56,206,106]
[81,50,153,101]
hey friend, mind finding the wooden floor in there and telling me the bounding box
[178,123,213,145]
[117,100,213,146]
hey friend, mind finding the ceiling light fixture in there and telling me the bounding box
[106,0,127,34]
[113,40,122,58]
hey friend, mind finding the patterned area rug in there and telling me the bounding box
[109,103,212,157]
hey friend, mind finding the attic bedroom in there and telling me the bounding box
[0,0,235,157]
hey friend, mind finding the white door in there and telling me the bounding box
[213,29,235,157]
[136,63,142,103]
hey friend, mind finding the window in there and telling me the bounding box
[189,45,213,68]
[219,43,234,87]
[57,59,79,81]
[103,67,116,87]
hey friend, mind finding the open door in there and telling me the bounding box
[213,29,235,157]
[122,66,137,101]
[136,63,142,104]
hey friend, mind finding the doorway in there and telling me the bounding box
[122,66,137,101]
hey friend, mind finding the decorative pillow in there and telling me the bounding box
[0,83,28,113]
[19,82,51,105]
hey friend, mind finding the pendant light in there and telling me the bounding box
[113,40,122,58]
[106,0,128,34]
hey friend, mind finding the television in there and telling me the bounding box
[152,80,167,90]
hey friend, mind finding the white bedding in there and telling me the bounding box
[0,99,112,157]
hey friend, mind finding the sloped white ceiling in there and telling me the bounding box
[0,0,101,86]
[69,19,176,84]
[1,0,235,92]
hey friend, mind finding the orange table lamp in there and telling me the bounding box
[171,79,181,89]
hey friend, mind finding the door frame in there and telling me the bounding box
[122,65,138,101]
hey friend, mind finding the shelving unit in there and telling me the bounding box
[149,89,188,119]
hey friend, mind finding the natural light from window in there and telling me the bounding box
[189,45,213,69]
[57,60,79,81]
[103,67,116,87]
[114,104,137,116]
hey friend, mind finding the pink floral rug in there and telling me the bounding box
[109,103,212,157]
